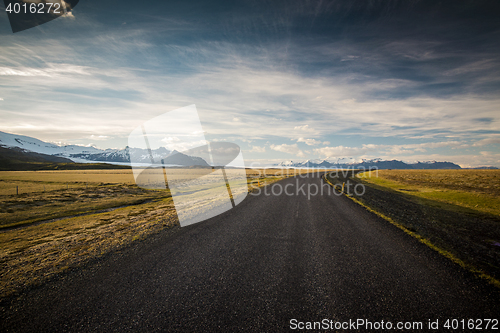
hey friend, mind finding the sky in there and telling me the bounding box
[0,0,499,167]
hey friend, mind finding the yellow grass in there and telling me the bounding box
[0,168,306,195]
[0,170,137,185]
[358,169,500,216]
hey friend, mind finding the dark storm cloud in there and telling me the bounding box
[105,0,499,99]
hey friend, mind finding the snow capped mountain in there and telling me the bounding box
[0,131,170,164]
[0,131,103,157]
[325,157,358,164]
[0,131,215,166]
[275,158,461,169]
[277,160,296,167]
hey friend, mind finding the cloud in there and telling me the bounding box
[314,146,369,157]
[89,135,109,140]
[443,59,497,77]
[1,36,498,146]
[0,67,48,76]
[0,97,3,101]
[472,136,500,147]
[0,64,90,77]
[294,125,316,133]
[161,136,181,144]
[341,55,359,62]
[162,139,206,152]
[270,143,305,157]
[314,141,465,158]
[371,141,464,154]
[297,137,322,146]
[249,145,266,153]
[62,11,75,19]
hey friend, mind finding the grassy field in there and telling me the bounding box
[0,167,304,300]
[0,168,305,229]
[0,170,137,189]
[357,169,500,216]
[0,170,167,229]
[0,168,304,193]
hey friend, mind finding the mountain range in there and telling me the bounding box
[1,130,496,170]
[0,131,209,167]
[276,159,463,169]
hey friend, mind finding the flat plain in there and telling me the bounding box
[0,168,300,300]
[357,169,500,216]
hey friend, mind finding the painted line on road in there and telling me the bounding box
[322,174,500,289]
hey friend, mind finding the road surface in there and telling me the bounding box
[2,174,499,332]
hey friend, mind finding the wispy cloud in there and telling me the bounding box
[294,125,316,133]
[0,64,90,76]
[297,137,322,146]
[89,135,109,140]
[314,146,370,157]
[270,143,305,158]
[248,145,265,153]
[315,141,465,158]
[472,136,500,147]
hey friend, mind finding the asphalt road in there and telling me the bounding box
[2,174,499,332]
